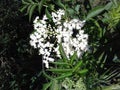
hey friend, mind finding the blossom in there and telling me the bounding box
[30,9,89,68]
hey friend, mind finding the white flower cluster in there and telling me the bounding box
[30,9,89,68]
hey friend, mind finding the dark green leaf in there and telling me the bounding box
[27,0,34,3]
[104,2,113,10]
[42,70,54,80]
[45,8,52,20]
[111,0,118,7]
[47,69,72,73]
[73,60,83,72]
[48,4,55,11]
[20,5,28,12]
[55,0,65,9]
[35,0,39,3]
[67,8,75,15]
[78,69,88,75]
[42,82,52,90]
[59,43,68,62]
[75,5,80,12]
[29,4,37,21]
[50,80,59,90]
[50,61,68,66]
[26,5,32,15]
[22,0,29,4]
[70,51,78,64]
[97,52,104,64]
[55,72,72,80]
[86,6,105,20]
[38,0,45,14]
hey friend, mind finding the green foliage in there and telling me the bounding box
[42,44,88,90]
[103,1,120,29]
[20,0,46,21]
[1,0,120,90]
[62,77,86,90]
[20,0,65,21]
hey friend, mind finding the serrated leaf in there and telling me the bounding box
[55,72,72,80]
[20,5,28,12]
[73,60,83,72]
[86,6,105,20]
[42,82,52,90]
[59,43,68,62]
[29,4,37,21]
[47,69,72,73]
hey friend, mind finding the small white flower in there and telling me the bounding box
[30,9,89,68]
[33,16,39,23]
[48,58,54,62]
[43,15,48,20]
[43,60,49,68]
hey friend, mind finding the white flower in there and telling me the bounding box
[43,15,48,20]
[30,9,89,68]
[43,60,49,68]
[33,16,39,23]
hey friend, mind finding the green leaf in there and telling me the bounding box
[55,0,65,9]
[73,60,83,72]
[67,8,75,16]
[75,5,80,12]
[55,72,72,80]
[45,8,52,20]
[48,4,55,11]
[97,52,104,64]
[10,81,16,87]
[86,6,105,20]
[42,82,52,90]
[78,69,88,75]
[27,0,34,3]
[42,70,54,80]
[29,4,37,21]
[35,0,39,3]
[38,0,45,14]
[47,69,72,73]
[20,5,28,12]
[26,5,32,15]
[50,80,59,90]
[111,0,118,7]
[22,0,29,4]
[104,2,113,10]
[102,84,120,90]
[59,43,68,62]
[94,20,102,38]
[50,61,68,66]
[105,69,119,80]
[70,51,78,64]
